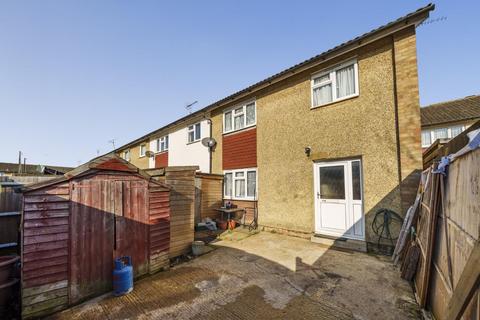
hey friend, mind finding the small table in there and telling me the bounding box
[214,207,246,226]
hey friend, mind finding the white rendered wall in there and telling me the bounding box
[150,120,210,172]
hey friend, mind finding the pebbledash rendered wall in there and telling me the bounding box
[211,27,422,252]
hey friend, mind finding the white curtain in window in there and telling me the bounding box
[224,173,232,197]
[421,131,431,146]
[235,172,245,197]
[234,114,244,130]
[450,126,463,137]
[246,103,255,126]
[246,104,255,125]
[235,179,245,197]
[433,128,448,140]
[336,65,355,98]
[247,171,256,197]
[225,112,232,131]
[313,84,332,106]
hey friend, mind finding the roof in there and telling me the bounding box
[22,154,170,192]
[421,95,480,127]
[114,4,434,152]
[0,162,73,175]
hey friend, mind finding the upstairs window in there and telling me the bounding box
[311,60,358,108]
[123,150,130,161]
[188,123,201,143]
[433,128,448,140]
[139,144,146,157]
[156,135,169,152]
[421,125,466,148]
[223,101,256,133]
[421,131,431,147]
[450,126,463,138]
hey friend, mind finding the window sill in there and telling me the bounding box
[154,150,168,154]
[223,197,257,202]
[311,93,359,110]
[187,139,201,145]
[223,125,256,136]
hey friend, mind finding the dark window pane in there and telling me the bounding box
[195,123,201,139]
[352,161,361,200]
[320,165,345,199]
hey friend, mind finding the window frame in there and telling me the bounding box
[155,135,169,153]
[421,125,466,148]
[223,167,258,201]
[139,144,147,158]
[123,149,130,161]
[311,59,359,109]
[223,100,256,134]
[187,122,201,143]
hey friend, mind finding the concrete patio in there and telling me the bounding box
[49,231,420,320]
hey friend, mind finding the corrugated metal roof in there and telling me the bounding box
[421,95,480,127]
[114,4,434,152]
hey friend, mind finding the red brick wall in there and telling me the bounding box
[155,152,168,168]
[223,128,257,170]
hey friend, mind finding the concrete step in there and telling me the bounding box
[311,234,367,252]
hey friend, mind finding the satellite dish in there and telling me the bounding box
[201,137,217,148]
[145,151,155,158]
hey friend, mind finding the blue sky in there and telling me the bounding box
[1,1,479,166]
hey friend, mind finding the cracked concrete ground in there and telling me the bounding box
[49,231,420,320]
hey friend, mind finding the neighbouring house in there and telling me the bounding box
[117,116,211,172]
[114,4,434,253]
[0,162,72,176]
[421,94,480,149]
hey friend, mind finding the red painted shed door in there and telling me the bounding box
[69,179,149,304]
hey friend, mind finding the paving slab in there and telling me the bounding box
[49,231,420,320]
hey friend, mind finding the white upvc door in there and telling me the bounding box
[314,159,364,240]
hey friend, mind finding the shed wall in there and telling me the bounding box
[22,169,171,318]
[22,182,70,319]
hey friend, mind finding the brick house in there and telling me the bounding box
[115,4,434,252]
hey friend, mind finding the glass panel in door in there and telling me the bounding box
[319,165,345,199]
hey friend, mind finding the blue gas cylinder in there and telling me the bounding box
[113,256,133,296]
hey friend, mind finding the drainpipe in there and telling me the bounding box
[206,118,213,174]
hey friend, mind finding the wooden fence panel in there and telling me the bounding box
[165,167,197,258]
[195,173,223,222]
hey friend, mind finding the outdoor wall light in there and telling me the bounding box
[304,147,311,157]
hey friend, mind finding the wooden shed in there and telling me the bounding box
[20,155,171,319]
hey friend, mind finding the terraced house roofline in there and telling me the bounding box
[115,3,434,152]
[421,94,480,127]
